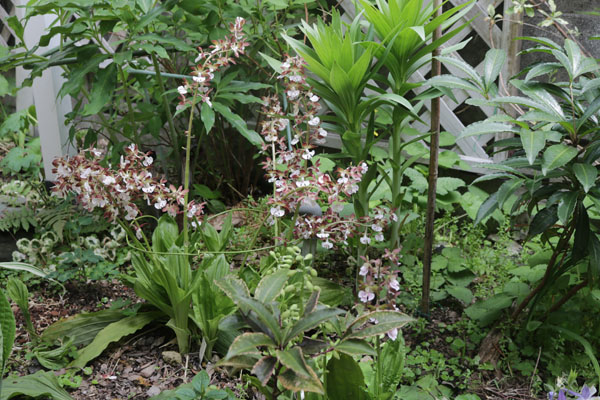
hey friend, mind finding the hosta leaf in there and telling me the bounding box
[254,269,289,304]
[225,332,274,359]
[520,128,545,165]
[541,144,578,175]
[573,163,598,193]
[558,192,579,224]
[252,355,277,386]
[528,205,558,237]
[344,311,414,339]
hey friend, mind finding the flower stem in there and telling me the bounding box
[183,90,199,247]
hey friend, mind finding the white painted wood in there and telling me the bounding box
[13,0,76,180]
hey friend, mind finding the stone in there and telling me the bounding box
[161,351,182,366]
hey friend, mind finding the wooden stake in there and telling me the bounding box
[420,0,443,316]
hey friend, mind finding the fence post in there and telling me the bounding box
[13,0,76,180]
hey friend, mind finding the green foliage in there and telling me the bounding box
[0,287,16,384]
[0,370,73,400]
[6,278,35,338]
[0,105,41,179]
[150,370,239,399]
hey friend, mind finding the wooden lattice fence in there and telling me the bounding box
[0,0,523,177]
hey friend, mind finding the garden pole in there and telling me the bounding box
[420,0,442,316]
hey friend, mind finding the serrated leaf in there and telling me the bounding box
[254,269,289,304]
[573,163,597,193]
[70,312,159,368]
[225,332,274,359]
[520,129,545,165]
[541,144,578,175]
[436,177,465,196]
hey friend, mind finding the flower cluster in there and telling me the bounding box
[260,55,396,247]
[357,248,403,340]
[549,385,599,400]
[177,17,249,108]
[52,145,204,227]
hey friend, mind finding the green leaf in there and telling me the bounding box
[345,311,414,340]
[573,163,597,193]
[254,269,289,304]
[277,347,324,394]
[152,215,179,253]
[201,102,215,133]
[0,370,72,400]
[557,192,578,224]
[334,339,376,356]
[0,262,53,280]
[0,287,16,375]
[212,102,263,147]
[436,177,465,196]
[428,75,480,92]
[475,192,499,225]
[326,353,367,400]
[528,205,558,237]
[589,234,600,279]
[520,129,545,165]
[446,286,473,304]
[464,293,513,326]
[460,121,517,139]
[285,307,344,344]
[70,311,159,368]
[224,332,274,359]
[82,63,116,116]
[482,49,506,90]
[252,355,277,386]
[541,144,578,175]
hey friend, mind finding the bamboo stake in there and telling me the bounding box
[420,0,442,316]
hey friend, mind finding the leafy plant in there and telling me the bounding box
[150,370,239,400]
[5,278,35,338]
[429,39,600,320]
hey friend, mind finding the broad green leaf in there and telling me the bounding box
[541,144,578,175]
[482,49,506,90]
[152,215,179,253]
[464,293,513,326]
[428,75,480,92]
[225,332,274,359]
[70,312,160,368]
[573,163,598,193]
[326,353,367,400]
[252,355,277,386]
[345,311,414,339]
[446,286,473,304]
[334,339,376,356]
[212,102,263,147]
[235,296,282,344]
[497,178,523,209]
[201,102,215,133]
[528,205,558,237]
[0,370,72,400]
[285,307,344,344]
[558,192,578,224]
[435,55,483,88]
[0,262,52,279]
[459,121,517,139]
[254,269,289,304]
[475,192,499,225]
[520,129,545,165]
[42,309,128,348]
[525,62,562,82]
[0,288,16,374]
[436,177,465,196]
[277,347,324,394]
[82,63,116,116]
[590,234,600,279]
[259,51,283,73]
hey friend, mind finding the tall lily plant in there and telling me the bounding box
[287,0,474,247]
